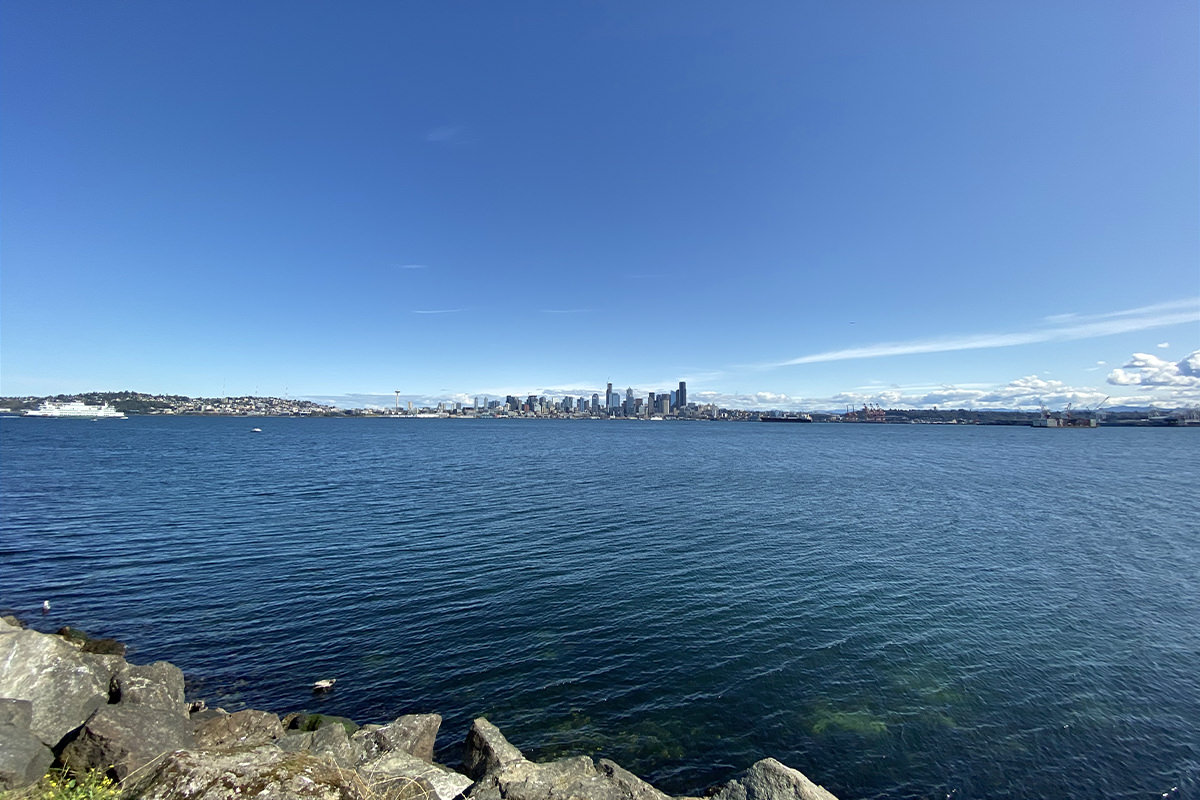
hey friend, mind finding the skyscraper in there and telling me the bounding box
[678,381,687,409]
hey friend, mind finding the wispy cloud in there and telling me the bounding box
[426,125,465,143]
[411,308,462,315]
[398,264,428,270]
[539,308,591,314]
[1157,342,1170,349]
[773,298,1199,367]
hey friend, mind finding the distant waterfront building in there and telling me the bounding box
[678,381,687,409]
[591,393,600,412]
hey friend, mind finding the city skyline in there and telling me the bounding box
[1,3,1196,410]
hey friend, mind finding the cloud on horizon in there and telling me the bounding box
[1108,350,1200,389]
[772,298,1199,367]
[411,308,463,315]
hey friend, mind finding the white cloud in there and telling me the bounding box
[539,308,591,314]
[411,308,462,315]
[398,264,428,270]
[772,298,1199,366]
[1157,342,1170,348]
[1107,350,1200,388]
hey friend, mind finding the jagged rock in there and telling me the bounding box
[189,707,229,730]
[314,713,361,734]
[0,615,23,629]
[81,638,126,656]
[310,718,356,766]
[58,703,194,781]
[711,758,839,800]
[111,661,186,715]
[278,730,316,752]
[193,709,284,749]
[595,759,674,800]
[57,626,90,645]
[0,721,54,791]
[463,718,526,781]
[360,747,473,800]
[356,713,442,763]
[126,745,438,800]
[0,621,115,746]
[463,718,670,800]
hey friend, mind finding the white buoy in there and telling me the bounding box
[42,600,51,612]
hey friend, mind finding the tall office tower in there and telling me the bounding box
[648,391,656,410]
[605,383,613,410]
[624,387,634,416]
[591,393,600,411]
[678,381,687,408]
[670,390,677,410]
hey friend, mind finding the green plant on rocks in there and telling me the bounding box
[12,769,120,800]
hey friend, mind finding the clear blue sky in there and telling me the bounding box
[2,2,1197,410]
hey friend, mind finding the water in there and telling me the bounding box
[1,417,1197,800]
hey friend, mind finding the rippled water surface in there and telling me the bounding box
[2,417,1197,799]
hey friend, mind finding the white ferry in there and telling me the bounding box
[24,400,127,419]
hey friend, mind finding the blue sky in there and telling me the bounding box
[2,2,1197,410]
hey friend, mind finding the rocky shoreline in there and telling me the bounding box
[0,617,838,800]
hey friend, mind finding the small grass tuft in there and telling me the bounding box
[15,769,120,800]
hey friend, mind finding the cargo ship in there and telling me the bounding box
[760,414,813,423]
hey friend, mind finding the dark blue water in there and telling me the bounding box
[1,417,1197,799]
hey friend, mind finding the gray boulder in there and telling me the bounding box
[193,709,284,749]
[463,718,670,800]
[126,745,438,800]
[277,730,316,753]
[0,622,116,747]
[463,718,525,781]
[359,748,473,800]
[111,661,186,715]
[310,718,356,766]
[59,703,194,781]
[0,698,34,728]
[0,721,54,791]
[355,713,443,764]
[711,758,839,800]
